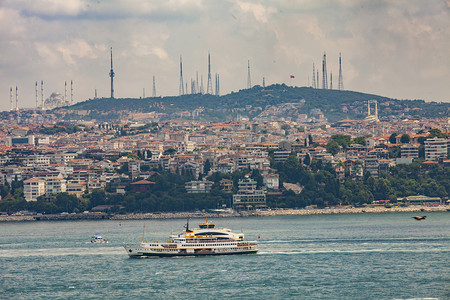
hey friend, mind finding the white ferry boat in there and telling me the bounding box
[124,219,258,257]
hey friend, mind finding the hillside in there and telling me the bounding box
[57,84,449,122]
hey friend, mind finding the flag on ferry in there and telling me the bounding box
[290,75,295,78]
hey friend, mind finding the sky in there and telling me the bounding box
[1,0,449,111]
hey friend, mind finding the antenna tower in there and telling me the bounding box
[247,60,252,89]
[9,87,13,111]
[200,75,204,94]
[262,77,265,88]
[109,47,115,98]
[215,73,220,96]
[312,63,316,88]
[330,72,333,90]
[322,52,328,89]
[196,72,199,93]
[41,80,44,109]
[316,71,319,89]
[95,89,98,99]
[338,52,344,90]
[70,80,73,104]
[206,53,213,94]
[65,81,67,104]
[179,55,184,95]
[15,86,18,111]
[152,76,156,97]
[35,81,38,108]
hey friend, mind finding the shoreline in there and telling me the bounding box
[1,205,448,222]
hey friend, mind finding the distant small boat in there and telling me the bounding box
[413,216,426,221]
[91,234,108,243]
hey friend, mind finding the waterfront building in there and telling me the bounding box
[45,177,67,196]
[24,177,46,202]
[262,173,279,190]
[185,180,214,193]
[232,177,266,210]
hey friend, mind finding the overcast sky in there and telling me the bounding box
[1,0,449,111]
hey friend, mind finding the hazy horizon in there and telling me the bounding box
[1,0,449,111]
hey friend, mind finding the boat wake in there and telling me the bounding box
[0,247,124,258]
[257,248,450,255]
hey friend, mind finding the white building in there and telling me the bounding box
[263,173,279,190]
[45,178,67,196]
[185,180,214,193]
[24,177,46,202]
[424,138,448,160]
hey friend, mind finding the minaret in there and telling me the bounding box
[262,77,266,88]
[95,88,98,99]
[109,47,115,99]
[338,52,344,90]
[70,80,73,105]
[247,60,252,89]
[65,81,67,104]
[152,76,156,97]
[179,55,184,95]
[206,53,213,94]
[375,101,378,121]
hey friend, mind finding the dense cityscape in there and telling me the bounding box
[1,97,448,217]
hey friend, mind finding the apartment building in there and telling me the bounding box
[232,178,266,210]
[24,177,46,201]
[424,138,448,160]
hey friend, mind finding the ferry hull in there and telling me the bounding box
[124,246,258,258]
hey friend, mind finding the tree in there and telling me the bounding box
[204,159,211,175]
[400,134,410,144]
[326,141,340,156]
[389,132,398,144]
[163,148,177,156]
[330,134,351,149]
[303,154,311,165]
[88,189,106,208]
[353,135,370,146]
[428,128,444,138]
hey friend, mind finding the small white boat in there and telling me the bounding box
[91,234,108,243]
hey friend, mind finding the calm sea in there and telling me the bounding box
[1,212,449,299]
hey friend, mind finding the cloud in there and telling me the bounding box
[234,1,277,23]
[0,0,449,110]
[8,0,87,17]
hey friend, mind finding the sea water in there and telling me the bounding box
[1,212,449,299]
